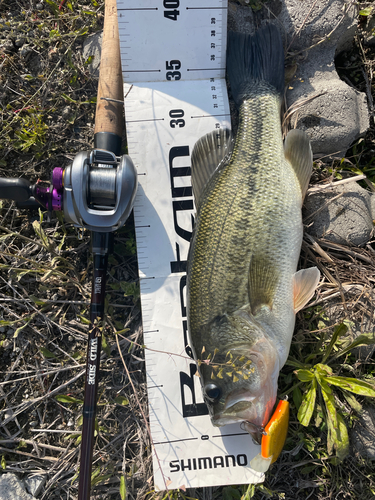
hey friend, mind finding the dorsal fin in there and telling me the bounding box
[248,254,279,316]
[284,129,313,199]
[191,128,232,208]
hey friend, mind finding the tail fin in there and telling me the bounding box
[226,25,284,107]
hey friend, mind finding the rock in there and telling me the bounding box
[2,40,16,54]
[61,106,72,120]
[1,338,12,350]
[227,0,370,156]
[82,32,102,78]
[351,406,375,459]
[0,473,35,500]
[19,45,32,59]
[15,38,25,48]
[24,475,46,497]
[304,181,374,246]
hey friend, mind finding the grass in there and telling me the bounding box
[1,0,375,499]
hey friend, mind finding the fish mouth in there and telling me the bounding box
[212,399,267,444]
[212,393,259,425]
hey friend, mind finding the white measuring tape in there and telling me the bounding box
[117,0,264,490]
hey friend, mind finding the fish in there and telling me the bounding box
[186,25,320,445]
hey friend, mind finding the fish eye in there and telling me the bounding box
[204,383,221,402]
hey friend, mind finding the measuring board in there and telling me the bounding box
[117,0,264,490]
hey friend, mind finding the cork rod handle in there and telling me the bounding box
[94,0,123,154]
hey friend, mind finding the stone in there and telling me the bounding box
[82,32,102,78]
[303,181,374,247]
[24,475,46,497]
[351,406,375,459]
[227,0,370,156]
[0,473,35,500]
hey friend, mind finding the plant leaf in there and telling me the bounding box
[315,363,333,377]
[342,391,362,412]
[298,378,317,427]
[320,379,339,456]
[32,217,50,250]
[91,473,112,488]
[55,395,83,404]
[333,332,375,359]
[120,475,127,500]
[102,333,111,357]
[295,369,314,382]
[321,322,348,363]
[326,411,349,461]
[320,377,337,427]
[323,376,375,397]
[359,7,372,16]
[292,385,302,409]
[335,413,349,461]
[30,295,47,306]
[40,347,57,359]
[114,396,129,406]
[286,356,307,369]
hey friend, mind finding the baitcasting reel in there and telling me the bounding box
[0,149,138,233]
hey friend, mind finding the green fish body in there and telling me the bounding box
[187,26,320,441]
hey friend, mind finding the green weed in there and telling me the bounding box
[14,112,48,153]
[286,321,375,461]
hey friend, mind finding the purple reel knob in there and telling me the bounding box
[52,167,64,191]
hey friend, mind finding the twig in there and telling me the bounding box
[315,239,375,266]
[304,192,344,222]
[115,334,171,495]
[286,0,320,52]
[303,234,334,263]
[0,446,59,461]
[30,429,81,434]
[0,438,68,453]
[286,1,356,58]
[307,175,367,194]
[0,370,85,425]
[0,297,133,308]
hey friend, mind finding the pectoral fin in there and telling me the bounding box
[293,267,320,313]
[284,129,313,199]
[249,255,279,316]
[191,128,232,208]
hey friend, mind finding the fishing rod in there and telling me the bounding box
[0,0,137,498]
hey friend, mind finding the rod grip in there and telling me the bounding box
[94,0,123,141]
[0,178,32,202]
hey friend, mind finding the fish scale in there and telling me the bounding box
[188,90,302,348]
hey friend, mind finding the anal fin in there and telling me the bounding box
[293,267,320,313]
[284,129,313,199]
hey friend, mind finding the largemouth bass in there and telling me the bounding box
[187,26,320,445]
